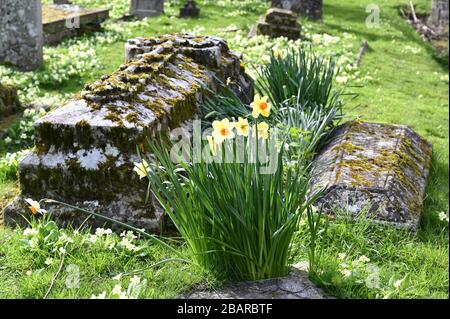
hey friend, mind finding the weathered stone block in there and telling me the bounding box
[42,4,109,45]
[257,8,301,40]
[0,83,21,118]
[3,34,254,233]
[0,0,43,71]
[310,121,432,230]
[130,0,164,19]
[272,0,323,20]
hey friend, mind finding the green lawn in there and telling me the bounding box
[0,0,448,299]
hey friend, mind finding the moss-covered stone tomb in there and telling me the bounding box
[310,121,432,230]
[3,34,254,232]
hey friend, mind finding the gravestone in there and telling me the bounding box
[257,8,301,40]
[429,0,449,28]
[179,0,200,18]
[0,83,21,118]
[272,0,323,21]
[53,0,72,4]
[3,34,254,233]
[43,4,109,45]
[0,0,43,71]
[310,121,432,230]
[130,0,164,18]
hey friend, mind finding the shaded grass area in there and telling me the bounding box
[0,0,448,298]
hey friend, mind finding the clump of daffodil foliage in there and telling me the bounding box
[134,46,342,280]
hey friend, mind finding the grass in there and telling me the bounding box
[0,0,448,298]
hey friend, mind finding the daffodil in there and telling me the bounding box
[24,198,46,215]
[133,160,149,179]
[253,122,269,140]
[250,94,271,118]
[235,117,250,137]
[212,118,235,144]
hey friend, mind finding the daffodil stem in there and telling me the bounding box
[39,198,190,262]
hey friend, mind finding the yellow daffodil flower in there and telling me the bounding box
[24,198,46,215]
[212,118,235,144]
[235,117,250,137]
[250,94,271,118]
[253,121,270,140]
[133,159,149,179]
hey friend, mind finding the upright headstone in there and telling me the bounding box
[3,34,254,233]
[429,0,449,28]
[130,0,164,18]
[180,0,200,18]
[0,0,43,71]
[272,0,323,21]
[310,121,432,230]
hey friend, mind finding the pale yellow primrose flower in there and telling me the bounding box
[133,159,149,179]
[24,198,46,215]
[235,117,250,137]
[253,122,269,140]
[250,94,271,118]
[212,118,235,144]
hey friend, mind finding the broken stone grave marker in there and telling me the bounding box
[179,1,200,18]
[256,8,301,40]
[310,121,432,230]
[3,34,254,233]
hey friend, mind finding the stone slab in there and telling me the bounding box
[42,4,109,45]
[184,264,330,299]
[310,121,432,230]
[3,34,254,233]
[130,0,164,19]
[0,0,43,71]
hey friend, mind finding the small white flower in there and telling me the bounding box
[112,273,122,281]
[4,137,12,144]
[130,275,141,286]
[91,291,107,299]
[23,228,38,237]
[393,279,403,288]
[358,255,370,263]
[28,238,38,249]
[59,233,74,244]
[20,133,27,139]
[338,253,347,260]
[88,234,98,244]
[45,257,54,266]
[111,284,128,299]
[58,247,66,255]
[340,269,352,278]
[438,211,449,222]
[26,270,33,276]
[95,228,112,236]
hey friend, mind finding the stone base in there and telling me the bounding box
[42,4,109,45]
[184,264,330,299]
[257,8,301,40]
[310,121,432,230]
